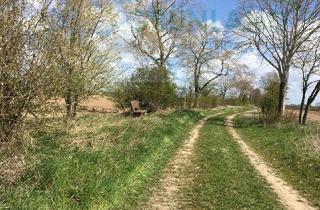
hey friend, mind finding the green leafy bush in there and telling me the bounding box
[112,67,176,111]
[260,73,280,124]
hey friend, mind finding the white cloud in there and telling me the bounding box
[238,50,320,105]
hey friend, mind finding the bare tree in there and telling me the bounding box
[0,0,54,143]
[232,66,255,103]
[218,74,235,100]
[217,64,253,101]
[126,0,188,71]
[238,0,320,116]
[179,21,231,107]
[293,38,320,124]
[47,0,117,117]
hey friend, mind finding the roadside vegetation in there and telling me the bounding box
[181,113,284,209]
[1,110,207,209]
[234,115,320,207]
[1,0,320,209]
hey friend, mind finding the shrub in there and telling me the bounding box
[259,73,280,125]
[197,95,222,109]
[111,67,177,111]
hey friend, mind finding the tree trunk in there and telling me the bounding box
[65,89,72,118]
[71,94,79,117]
[302,102,311,125]
[194,68,200,108]
[222,90,227,100]
[194,90,200,108]
[299,88,307,124]
[302,81,320,124]
[278,78,288,117]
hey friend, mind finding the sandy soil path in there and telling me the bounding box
[145,113,220,209]
[226,115,316,210]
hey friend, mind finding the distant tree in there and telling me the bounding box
[179,21,231,107]
[250,88,263,107]
[47,0,117,117]
[238,0,320,117]
[232,67,255,103]
[293,38,320,124]
[217,74,235,100]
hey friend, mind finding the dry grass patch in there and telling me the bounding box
[0,154,26,185]
[303,126,320,156]
[66,113,169,151]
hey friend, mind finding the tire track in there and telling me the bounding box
[146,113,221,209]
[226,114,316,210]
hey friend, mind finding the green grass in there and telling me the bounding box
[181,114,284,209]
[0,110,214,209]
[234,116,320,208]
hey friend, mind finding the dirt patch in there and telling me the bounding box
[303,126,320,155]
[79,95,118,113]
[48,95,119,114]
[226,115,316,210]
[145,113,221,209]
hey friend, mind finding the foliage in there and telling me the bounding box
[112,67,177,111]
[232,67,255,103]
[259,72,280,124]
[197,95,222,109]
[47,0,117,117]
[0,1,56,143]
[250,88,263,106]
[0,0,118,144]
[215,66,256,105]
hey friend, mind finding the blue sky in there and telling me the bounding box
[199,0,237,22]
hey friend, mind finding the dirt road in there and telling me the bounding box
[146,113,220,209]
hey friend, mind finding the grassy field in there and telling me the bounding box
[1,110,214,209]
[180,113,284,209]
[234,115,320,208]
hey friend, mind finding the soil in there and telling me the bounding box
[48,95,119,114]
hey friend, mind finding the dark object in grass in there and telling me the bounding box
[130,100,147,117]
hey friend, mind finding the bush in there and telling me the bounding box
[259,73,280,125]
[197,95,222,109]
[111,67,177,111]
